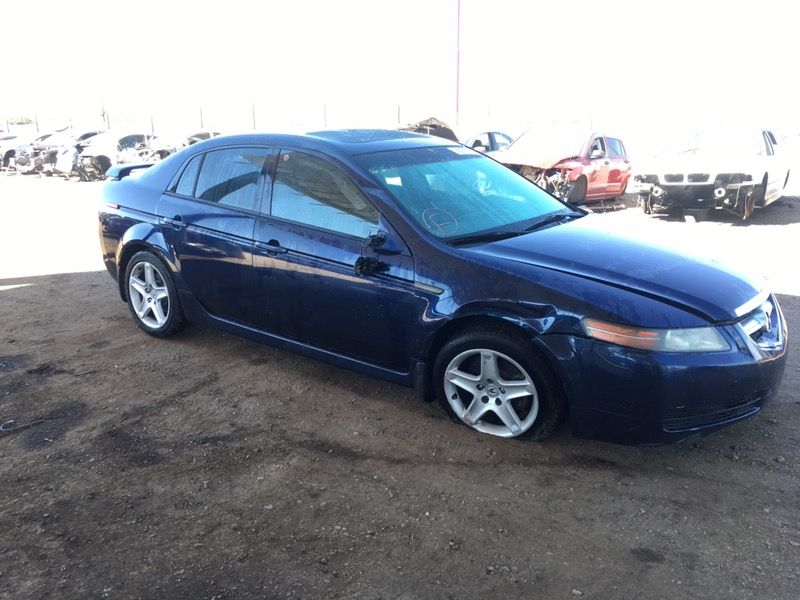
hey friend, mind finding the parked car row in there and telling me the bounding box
[463,125,790,221]
[0,128,221,181]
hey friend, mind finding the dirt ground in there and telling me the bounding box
[1,175,798,600]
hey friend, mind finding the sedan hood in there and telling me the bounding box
[465,216,763,322]
[495,128,589,169]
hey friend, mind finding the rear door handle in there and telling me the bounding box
[255,240,288,255]
[162,215,187,230]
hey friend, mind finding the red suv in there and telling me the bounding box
[495,130,632,204]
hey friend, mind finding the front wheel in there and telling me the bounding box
[125,252,185,337]
[433,328,565,440]
[567,176,587,205]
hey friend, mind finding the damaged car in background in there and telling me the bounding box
[78,131,156,181]
[494,128,632,206]
[3,132,56,172]
[142,130,222,162]
[13,129,104,177]
[636,129,790,221]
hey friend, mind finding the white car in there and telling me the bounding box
[635,130,790,221]
[78,131,156,180]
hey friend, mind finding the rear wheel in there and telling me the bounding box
[433,328,565,440]
[124,252,185,338]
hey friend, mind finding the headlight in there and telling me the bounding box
[582,318,730,352]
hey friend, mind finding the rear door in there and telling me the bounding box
[157,146,271,324]
[252,148,421,371]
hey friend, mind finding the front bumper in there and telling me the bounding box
[636,174,757,213]
[536,297,788,444]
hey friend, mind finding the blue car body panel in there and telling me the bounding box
[98,130,788,444]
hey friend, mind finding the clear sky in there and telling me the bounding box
[3,0,798,156]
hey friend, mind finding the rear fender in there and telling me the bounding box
[116,224,181,300]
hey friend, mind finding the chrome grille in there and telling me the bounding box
[688,173,710,182]
[664,174,683,183]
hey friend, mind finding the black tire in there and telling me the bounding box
[433,327,565,441]
[567,176,587,204]
[124,251,185,338]
[95,156,112,179]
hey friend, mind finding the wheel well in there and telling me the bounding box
[424,315,567,400]
[117,242,152,301]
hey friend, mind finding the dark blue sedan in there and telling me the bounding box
[98,130,787,444]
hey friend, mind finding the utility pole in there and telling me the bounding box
[455,0,461,126]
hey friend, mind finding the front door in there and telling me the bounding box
[585,136,610,200]
[252,149,422,371]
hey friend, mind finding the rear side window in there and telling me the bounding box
[271,150,378,238]
[171,154,202,196]
[194,147,270,211]
[607,138,626,158]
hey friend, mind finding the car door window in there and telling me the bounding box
[590,137,606,156]
[118,135,145,151]
[491,132,513,151]
[194,147,269,211]
[470,133,491,151]
[607,138,625,158]
[762,131,775,156]
[271,150,378,238]
[169,154,203,197]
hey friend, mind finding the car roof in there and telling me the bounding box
[193,129,455,158]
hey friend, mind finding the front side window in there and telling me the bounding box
[470,133,491,150]
[271,150,378,238]
[358,146,568,240]
[194,147,269,211]
[590,137,606,156]
[492,132,513,151]
[607,138,625,158]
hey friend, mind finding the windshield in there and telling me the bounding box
[358,146,569,241]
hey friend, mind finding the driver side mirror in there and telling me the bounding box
[589,149,605,160]
[366,229,404,256]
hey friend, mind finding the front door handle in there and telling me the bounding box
[255,240,288,256]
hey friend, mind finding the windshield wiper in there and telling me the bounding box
[523,212,581,232]
[447,229,525,246]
